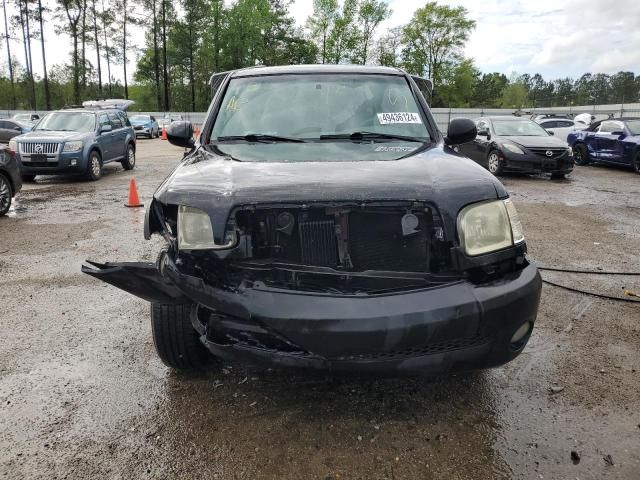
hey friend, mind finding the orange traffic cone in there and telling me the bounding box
[125,178,144,208]
[161,126,167,140]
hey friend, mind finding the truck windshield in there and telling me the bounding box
[493,120,549,137]
[211,74,431,142]
[34,112,96,133]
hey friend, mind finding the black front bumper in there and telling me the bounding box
[502,151,573,174]
[83,258,542,374]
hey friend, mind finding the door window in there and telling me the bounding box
[109,113,123,129]
[598,121,623,133]
[98,114,110,131]
[540,121,557,129]
[0,121,8,129]
[475,119,489,134]
[117,111,130,127]
[557,120,574,128]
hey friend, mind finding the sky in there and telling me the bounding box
[3,0,640,83]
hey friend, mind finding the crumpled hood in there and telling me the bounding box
[502,135,568,149]
[18,130,90,142]
[154,144,507,240]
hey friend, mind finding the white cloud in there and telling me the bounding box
[4,0,640,85]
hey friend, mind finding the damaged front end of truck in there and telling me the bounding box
[83,191,541,374]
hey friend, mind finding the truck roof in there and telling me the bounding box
[230,64,405,78]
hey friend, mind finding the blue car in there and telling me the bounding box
[129,114,159,139]
[9,107,136,181]
[568,117,640,174]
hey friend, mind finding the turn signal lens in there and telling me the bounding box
[503,198,525,244]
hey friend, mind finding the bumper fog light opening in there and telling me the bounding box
[510,322,532,351]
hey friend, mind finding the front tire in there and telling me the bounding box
[573,144,589,166]
[633,152,640,175]
[487,150,504,176]
[121,143,135,170]
[151,303,211,370]
[0,172,13,216]
[84,150,102,181]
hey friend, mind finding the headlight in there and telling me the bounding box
[502,143,524,155]
[63,141,83,152]
[8,139,17,153]
[458,199,524,256]
[177,205,236,250]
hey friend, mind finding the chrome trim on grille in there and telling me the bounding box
[19,142,62,155]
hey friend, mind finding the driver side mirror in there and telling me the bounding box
[546,130,555,136]
[166,121,195,149]
[611,130,625,137]
[100,124,112,134]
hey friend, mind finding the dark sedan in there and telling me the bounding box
[83,65,541,376]
[458,116,574,178]
[0,119,32,143]
[0,146,22,216]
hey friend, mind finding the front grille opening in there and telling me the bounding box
[234,204,447,274]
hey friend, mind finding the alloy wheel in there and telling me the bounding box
[488,153,500,174]
[91,157,101,177]
[128,147,136,168]
[0,175,11,213]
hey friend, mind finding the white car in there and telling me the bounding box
[537,118,587,142]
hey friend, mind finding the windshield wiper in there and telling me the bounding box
[319,131,428,143]
[216,134,306,143]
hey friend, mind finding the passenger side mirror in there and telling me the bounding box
[611,130,625,137]
[166,121,195,149]
[14,126,22,131]
[445,118,477,146]
[477,128,490,137]
[100,124,112,134]
[546,130,555,135]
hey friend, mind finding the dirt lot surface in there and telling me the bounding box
[1,140,639,479]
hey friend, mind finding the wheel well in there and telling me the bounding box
[128,141,136,152]
[89,147,102,163]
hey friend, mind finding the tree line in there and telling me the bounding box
[1,0,639,112]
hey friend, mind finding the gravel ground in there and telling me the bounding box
[1,140,639,479]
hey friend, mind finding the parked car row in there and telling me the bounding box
[455,114,640,178]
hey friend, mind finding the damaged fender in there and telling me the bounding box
[81,260,188,304]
